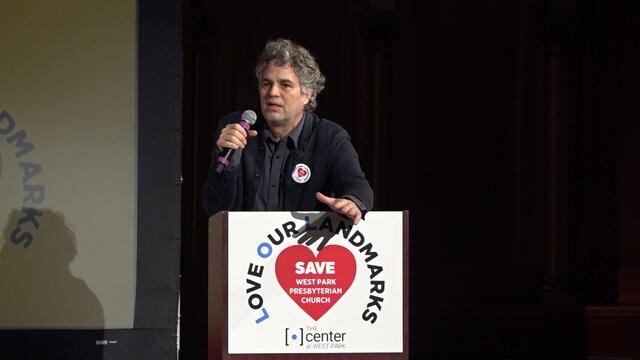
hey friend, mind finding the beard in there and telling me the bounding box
[267,118,291,128]
[263,112,292,128]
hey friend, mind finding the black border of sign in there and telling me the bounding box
[134,0,182,331]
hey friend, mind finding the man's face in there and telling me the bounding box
[259,60,311,129]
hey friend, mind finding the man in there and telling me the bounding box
[203,38,373,224]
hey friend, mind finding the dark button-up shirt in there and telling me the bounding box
[253,116,305,210]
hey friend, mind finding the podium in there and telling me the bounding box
[208,211,409,360]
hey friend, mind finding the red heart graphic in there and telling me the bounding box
[275,245,356,320]
[297,168,307,177]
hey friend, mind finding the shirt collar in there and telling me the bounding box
[264,113,306,149]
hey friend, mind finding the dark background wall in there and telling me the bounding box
[180,0,640,358]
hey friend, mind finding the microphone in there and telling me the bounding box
[215,110,257,174]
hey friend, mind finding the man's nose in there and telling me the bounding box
[267,84,280,96]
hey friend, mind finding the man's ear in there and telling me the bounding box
[303,90,312,105]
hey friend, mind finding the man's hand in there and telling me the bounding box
[315,192,362,225]
[216,123,258,151]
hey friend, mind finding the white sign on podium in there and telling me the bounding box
[227,211,403,354]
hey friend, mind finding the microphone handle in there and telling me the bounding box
[214,119,251,174]
[214,148,236,174]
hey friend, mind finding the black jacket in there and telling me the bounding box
[202,111,374,216]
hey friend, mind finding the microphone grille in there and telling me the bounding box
[241,110,257,125]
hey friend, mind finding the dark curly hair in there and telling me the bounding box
[255,39,326,112]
